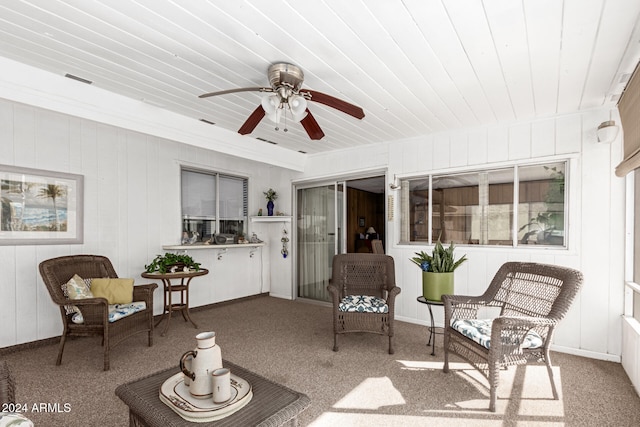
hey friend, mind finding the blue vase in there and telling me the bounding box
[267,200,274,216]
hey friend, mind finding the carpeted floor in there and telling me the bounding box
[2,295,640,426]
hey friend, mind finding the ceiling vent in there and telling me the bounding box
[64,73,92,84]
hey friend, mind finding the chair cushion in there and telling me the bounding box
[90,278,134,304]
[451,318,543,350]
[71,301,147,324]
[339,295,388,313]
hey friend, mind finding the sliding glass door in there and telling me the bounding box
[296,182,345,302]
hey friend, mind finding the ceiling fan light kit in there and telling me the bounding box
[200,62,365,140]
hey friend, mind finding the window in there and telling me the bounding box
[400,161,567,247]
[181,168,247,242]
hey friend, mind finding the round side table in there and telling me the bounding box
[416,296,444,356]
[142,268,209,336]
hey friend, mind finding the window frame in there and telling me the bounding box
[398,159,570,249]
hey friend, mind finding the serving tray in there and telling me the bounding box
[159,372,253,423]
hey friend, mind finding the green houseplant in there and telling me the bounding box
[411,241,467,301]
[145,253,201,274]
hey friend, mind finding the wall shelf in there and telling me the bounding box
[250,216,292,223]
[163,243,265,250]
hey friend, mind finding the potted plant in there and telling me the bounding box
[264,188,277,216]
[145,253,201,274]
[410,240,467,301]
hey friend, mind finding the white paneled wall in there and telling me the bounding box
[0,99,298,348]
[304,107,625,361]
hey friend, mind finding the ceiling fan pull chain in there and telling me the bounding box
[283,106,289,132]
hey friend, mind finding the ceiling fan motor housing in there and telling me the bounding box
[268,63,304,93]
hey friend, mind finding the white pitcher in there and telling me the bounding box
[179,331,223,399]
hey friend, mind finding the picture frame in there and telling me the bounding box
[0,164,84,245]
[358,217,365,227]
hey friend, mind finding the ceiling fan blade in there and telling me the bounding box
[199,87,271,99]
[300,110,325,140]
[304,90,365,119]
[238,105,266,135]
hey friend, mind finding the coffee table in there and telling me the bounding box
[116,360,310,426]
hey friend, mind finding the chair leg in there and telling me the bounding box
[489,361,499,412]
[443,333,450,373]
[545,350,559,400]
[56,334,67,366]
[103,334,110,371]
[333,333,339,352]
[388,335,394,354]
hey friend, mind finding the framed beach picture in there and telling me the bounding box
[0,164,84,245]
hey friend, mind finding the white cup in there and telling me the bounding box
[211,368,231,403]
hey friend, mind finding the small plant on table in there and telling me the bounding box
[145,253,201,274]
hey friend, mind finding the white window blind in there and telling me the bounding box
[181,170,216,218]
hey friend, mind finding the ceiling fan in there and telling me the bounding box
[199,63,365,140]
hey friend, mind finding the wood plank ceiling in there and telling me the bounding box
[0,0,638,154]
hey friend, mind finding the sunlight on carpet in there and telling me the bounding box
[397,360,473,370]
[393,360,564,418]
[332,377,406,410]
[442,365,564,417]
[309,412,506,426]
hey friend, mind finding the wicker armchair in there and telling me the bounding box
[442,262,583,412]
[39,255,158,371]
[327,253,401,354]
[0,360,15,405]
[371,239,384,254]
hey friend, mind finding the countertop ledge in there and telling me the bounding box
[163,243,265,250]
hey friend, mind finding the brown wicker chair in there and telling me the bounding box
[371,239,384,254]
[39,255,158,371]
[442,262,583,412]
[327,253,401,354]
[0,360,15,405]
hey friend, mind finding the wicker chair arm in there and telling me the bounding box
[386,286,401,314]
[443,293,490,306]
[327,284,341,306]
[442,294,487,322]
[133,283,158,305]
[387,286,401,301]
[492,316,557,329]
[489,316,557,355]
[0,360,15,405]
[71,297,109,325]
